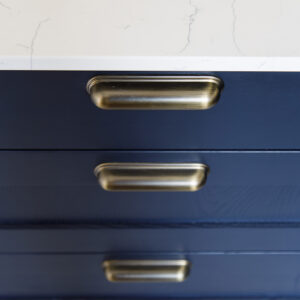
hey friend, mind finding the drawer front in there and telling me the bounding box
[1,253,300,297]
[1,150,300,223]
[1,71,300,150]
[1,227,300,253]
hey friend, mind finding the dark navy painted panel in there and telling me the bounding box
[1,253,300,297]
[2,226,300,253]
[0,150,300,223]
[1,71,300,149]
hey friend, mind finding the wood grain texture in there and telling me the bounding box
[0,150,298,224]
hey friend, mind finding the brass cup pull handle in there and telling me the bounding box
[87,75,223,110]
[102,260,190,283]
[94,163,209,192]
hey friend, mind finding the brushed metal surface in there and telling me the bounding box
[102,259,190,282]
[87,75,223,110]
[94,163,209,192]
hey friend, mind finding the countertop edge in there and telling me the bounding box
[2,56,300,71]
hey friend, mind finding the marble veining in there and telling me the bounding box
[28,18,50,69]
[0,0,300,70]
[179,0,200,53]
[231,0,243,55]
[0,1,11,10]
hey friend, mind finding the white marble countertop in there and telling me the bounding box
[1,0,300,71]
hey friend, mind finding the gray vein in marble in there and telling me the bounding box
[16,43,30,50]
[0,1,11,10]
[123,24,131,30]
[179,0,199,53]
[231,0,244,55]
[279,0,283,20]
[30,18,50,69]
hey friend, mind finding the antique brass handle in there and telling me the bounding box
[87,75,223,110]
[94,163,209,192]
[102,260,190,282]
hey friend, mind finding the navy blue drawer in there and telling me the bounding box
[1,225,300,298]
[1,71,300,150]
[1,226,300,253]
[1,252,300,297]
[1,226,300,297]
[1,150,300,223]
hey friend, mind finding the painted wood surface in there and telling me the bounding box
[0,253,299,297]
[1,71,300,150]
[0,150,298,223]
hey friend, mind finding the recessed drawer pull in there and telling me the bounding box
[102,260,190,282]
[87,75,223,110]
[94,162,209,192]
